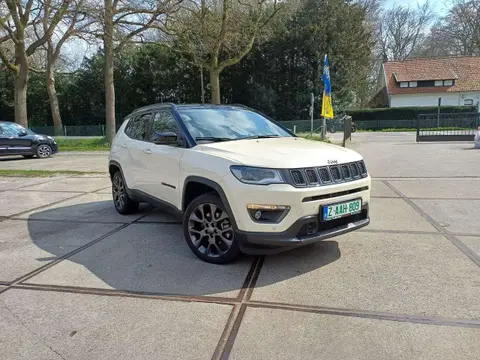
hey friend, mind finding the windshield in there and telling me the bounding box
[177,108,292,141]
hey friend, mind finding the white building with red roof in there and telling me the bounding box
[371,56,480,108]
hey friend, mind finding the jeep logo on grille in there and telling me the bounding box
[327,160,338,165]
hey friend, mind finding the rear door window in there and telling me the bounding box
[125,113,151,141]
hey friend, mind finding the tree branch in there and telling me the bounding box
[0,46,17,73]
[26,0,72,56]
[0,17,20,44]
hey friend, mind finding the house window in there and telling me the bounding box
[400,82,408,88]
[444,80,453,86]
[464,99,474,106]
[435,80,443,86]
[409,81,417,87]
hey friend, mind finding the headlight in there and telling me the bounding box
[230,166,285,185]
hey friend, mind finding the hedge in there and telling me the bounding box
[346,106,477,121]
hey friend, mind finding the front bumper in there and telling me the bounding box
[237,203,369,254]
[221,172,371,233]
[51,142,59,154]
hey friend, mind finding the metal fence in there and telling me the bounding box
[416,112,480,142]
[277,118,418,132]
[28,124,126,137]
[29,115,478,138]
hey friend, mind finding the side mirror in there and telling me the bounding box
[18,129,27,137]
[153,131,178,145]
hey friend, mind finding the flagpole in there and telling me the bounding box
[322,115,326,140]
[310,93,314,136]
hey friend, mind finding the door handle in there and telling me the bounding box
[143,149,152,154]
[121,144,127,148]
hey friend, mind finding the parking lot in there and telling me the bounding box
[1,133,479,360]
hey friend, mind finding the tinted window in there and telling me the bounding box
[125,114,150,141]
[177,108,292,140]
[148,110,179,142]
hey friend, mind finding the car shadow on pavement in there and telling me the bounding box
[26,201,341,297]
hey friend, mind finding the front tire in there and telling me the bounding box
[112,171,139,214]
[36,144,52,158]
[184,193,240,264]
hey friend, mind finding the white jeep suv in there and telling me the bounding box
[109,104,371,264]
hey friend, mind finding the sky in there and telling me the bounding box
[384,0,449,15]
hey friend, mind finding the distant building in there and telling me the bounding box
[369,56,480,108]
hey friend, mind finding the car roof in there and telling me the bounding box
[129,103,249,115]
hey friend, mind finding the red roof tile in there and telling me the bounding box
[383,56,480,95]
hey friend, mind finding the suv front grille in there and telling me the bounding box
[330,166,341,182]
[305,169,319,184]
[287,161,368,187]
[290,170,306,185]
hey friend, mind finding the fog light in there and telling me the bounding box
[247,204,290,223]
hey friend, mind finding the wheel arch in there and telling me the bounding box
[182,176,237,229]
[108,160,123,181]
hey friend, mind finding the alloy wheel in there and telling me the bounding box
[37,145,52,158]
[112,173,126,210]
[188,203,234,258]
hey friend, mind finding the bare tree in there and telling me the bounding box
[377,1,434,61]
[31,0,93,134]
[170,0,284,104]
[89,0,182,142]
[0,0,72,127]
[419,0,480,56]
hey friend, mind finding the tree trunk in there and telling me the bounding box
[210,69,221,104]
[46,61,63,136]
[104,0,116,142]
[14,53,29,128]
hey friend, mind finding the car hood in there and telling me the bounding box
[196,137,363,168]
[24,134,54,142]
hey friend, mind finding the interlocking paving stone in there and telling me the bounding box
[251,232,480,319]
[27,224,252,298]
[230,307,480,360]
[0,289,231,360]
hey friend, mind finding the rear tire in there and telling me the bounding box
[184,193,240,264]
[112,171,139,214]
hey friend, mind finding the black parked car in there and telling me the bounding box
[0,121,58,158]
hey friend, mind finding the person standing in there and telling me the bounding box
[475,126,480,148]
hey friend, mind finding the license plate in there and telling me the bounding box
[322,199,362,221]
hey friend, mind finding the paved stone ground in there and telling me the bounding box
[1,133,480,359]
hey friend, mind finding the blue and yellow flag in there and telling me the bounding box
[321,54,334,119]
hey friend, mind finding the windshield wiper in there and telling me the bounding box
[237,135,280,140]
[195,136,233,142]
